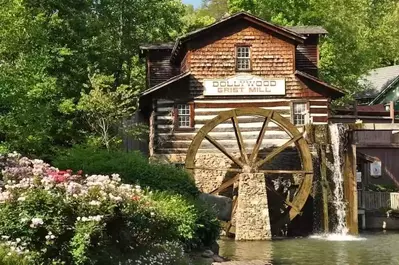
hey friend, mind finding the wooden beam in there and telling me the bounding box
[320,145,329,233]
[343,144,358,235]
[210,174,240,195]
[390,101,395,124]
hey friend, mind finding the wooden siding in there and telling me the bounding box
[358,191,399,210]
[358,148,399,187]
[184,22,322,99]
[148,50,179,88]
[353,130,393,145]
[153,98,328,155]
[295,35,319,77]
[296,44,318,76]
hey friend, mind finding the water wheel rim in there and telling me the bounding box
[185,107,313,222]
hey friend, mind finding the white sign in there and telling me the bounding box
[356,171,362,183]
[370,161,382,177]
[203,74,286,96]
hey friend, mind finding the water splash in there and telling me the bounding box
[310,233,366,241]
[329,123,348,235]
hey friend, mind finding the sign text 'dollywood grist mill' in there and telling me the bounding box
[203,74,286,96]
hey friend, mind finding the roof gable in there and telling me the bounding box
[370,75,399,105]
[171,12,306,63]
[295,70,345,99]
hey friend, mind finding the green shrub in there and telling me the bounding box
[0,245,30,265]
[151,193,220,250]
[366,183,399,192]
[0,152,220,264]
[53,147,199,197]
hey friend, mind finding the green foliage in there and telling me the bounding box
[200,0,229,20]
[181,5,216,34]
[0,0,184,158]
[0,246,30,265]
[0,153,220,264]
[151,193,220,249]
[53,147,199,197]
[77,74,140,149]
[366,183,399,192]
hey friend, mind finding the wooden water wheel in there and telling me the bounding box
[185,108,313,236]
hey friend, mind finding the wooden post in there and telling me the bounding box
[148,100,156,157]
[343,144,358,234]
[353,101,358,120]
[320,145,329,233]
[390,101,395,124]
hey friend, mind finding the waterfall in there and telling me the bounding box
[329,123,348,235]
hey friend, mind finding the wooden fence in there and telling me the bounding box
[358,191,399,210]
[331,101,399,124]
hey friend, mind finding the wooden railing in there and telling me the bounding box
[332,101,399,124]
[358,191,399,210]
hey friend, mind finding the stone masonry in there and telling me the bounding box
[235,173,272,240]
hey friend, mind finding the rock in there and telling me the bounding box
[212,254,225,262]
[202,250,214,258]
[210,241,220,255]
[199,193,232,221]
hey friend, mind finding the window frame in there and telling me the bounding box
[291,101,309,126]
[174,102,195,131]
[235,44,252,72]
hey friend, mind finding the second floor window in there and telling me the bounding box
[236,46,251,71]
[293,102,307,126]
[177,104,191,128]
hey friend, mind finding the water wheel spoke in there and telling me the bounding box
[185,166,243,173]
[266,183,301,214]
[250,111,273,164]
[205,134,245,168]
[231,112,249,164]
[256,133,304,168]
[258,170,312,174]
[225,196,238,234]
[210,174,240,195]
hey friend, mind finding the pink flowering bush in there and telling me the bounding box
[0,152,219,264]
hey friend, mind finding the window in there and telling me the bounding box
[293,102,307,126]
[177,104,191,128]
[236,46,251,71]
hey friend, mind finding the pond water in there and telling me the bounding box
[218,232,399,265]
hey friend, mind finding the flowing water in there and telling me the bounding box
[218,232,399,265]
[329,123,348,236]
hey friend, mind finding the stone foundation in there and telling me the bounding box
[235,173,272,240]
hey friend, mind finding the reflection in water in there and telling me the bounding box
[219,232,399,265]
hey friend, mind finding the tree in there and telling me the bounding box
[0,0,185,158]
[0,0,74,158]
[77,74,138,150]
[181,4,216,33]
[200,0,229,19]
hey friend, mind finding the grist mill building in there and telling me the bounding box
[137,12,347,239]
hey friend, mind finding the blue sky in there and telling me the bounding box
[182,0,201,8]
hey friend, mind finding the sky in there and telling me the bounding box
[182,0,201,8]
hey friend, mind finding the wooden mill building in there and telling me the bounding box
[136,12,351,239]
[138,12,344,164]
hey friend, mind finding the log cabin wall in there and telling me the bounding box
[154,98,328,163]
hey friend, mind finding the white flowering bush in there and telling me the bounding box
[0,152,219,264]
